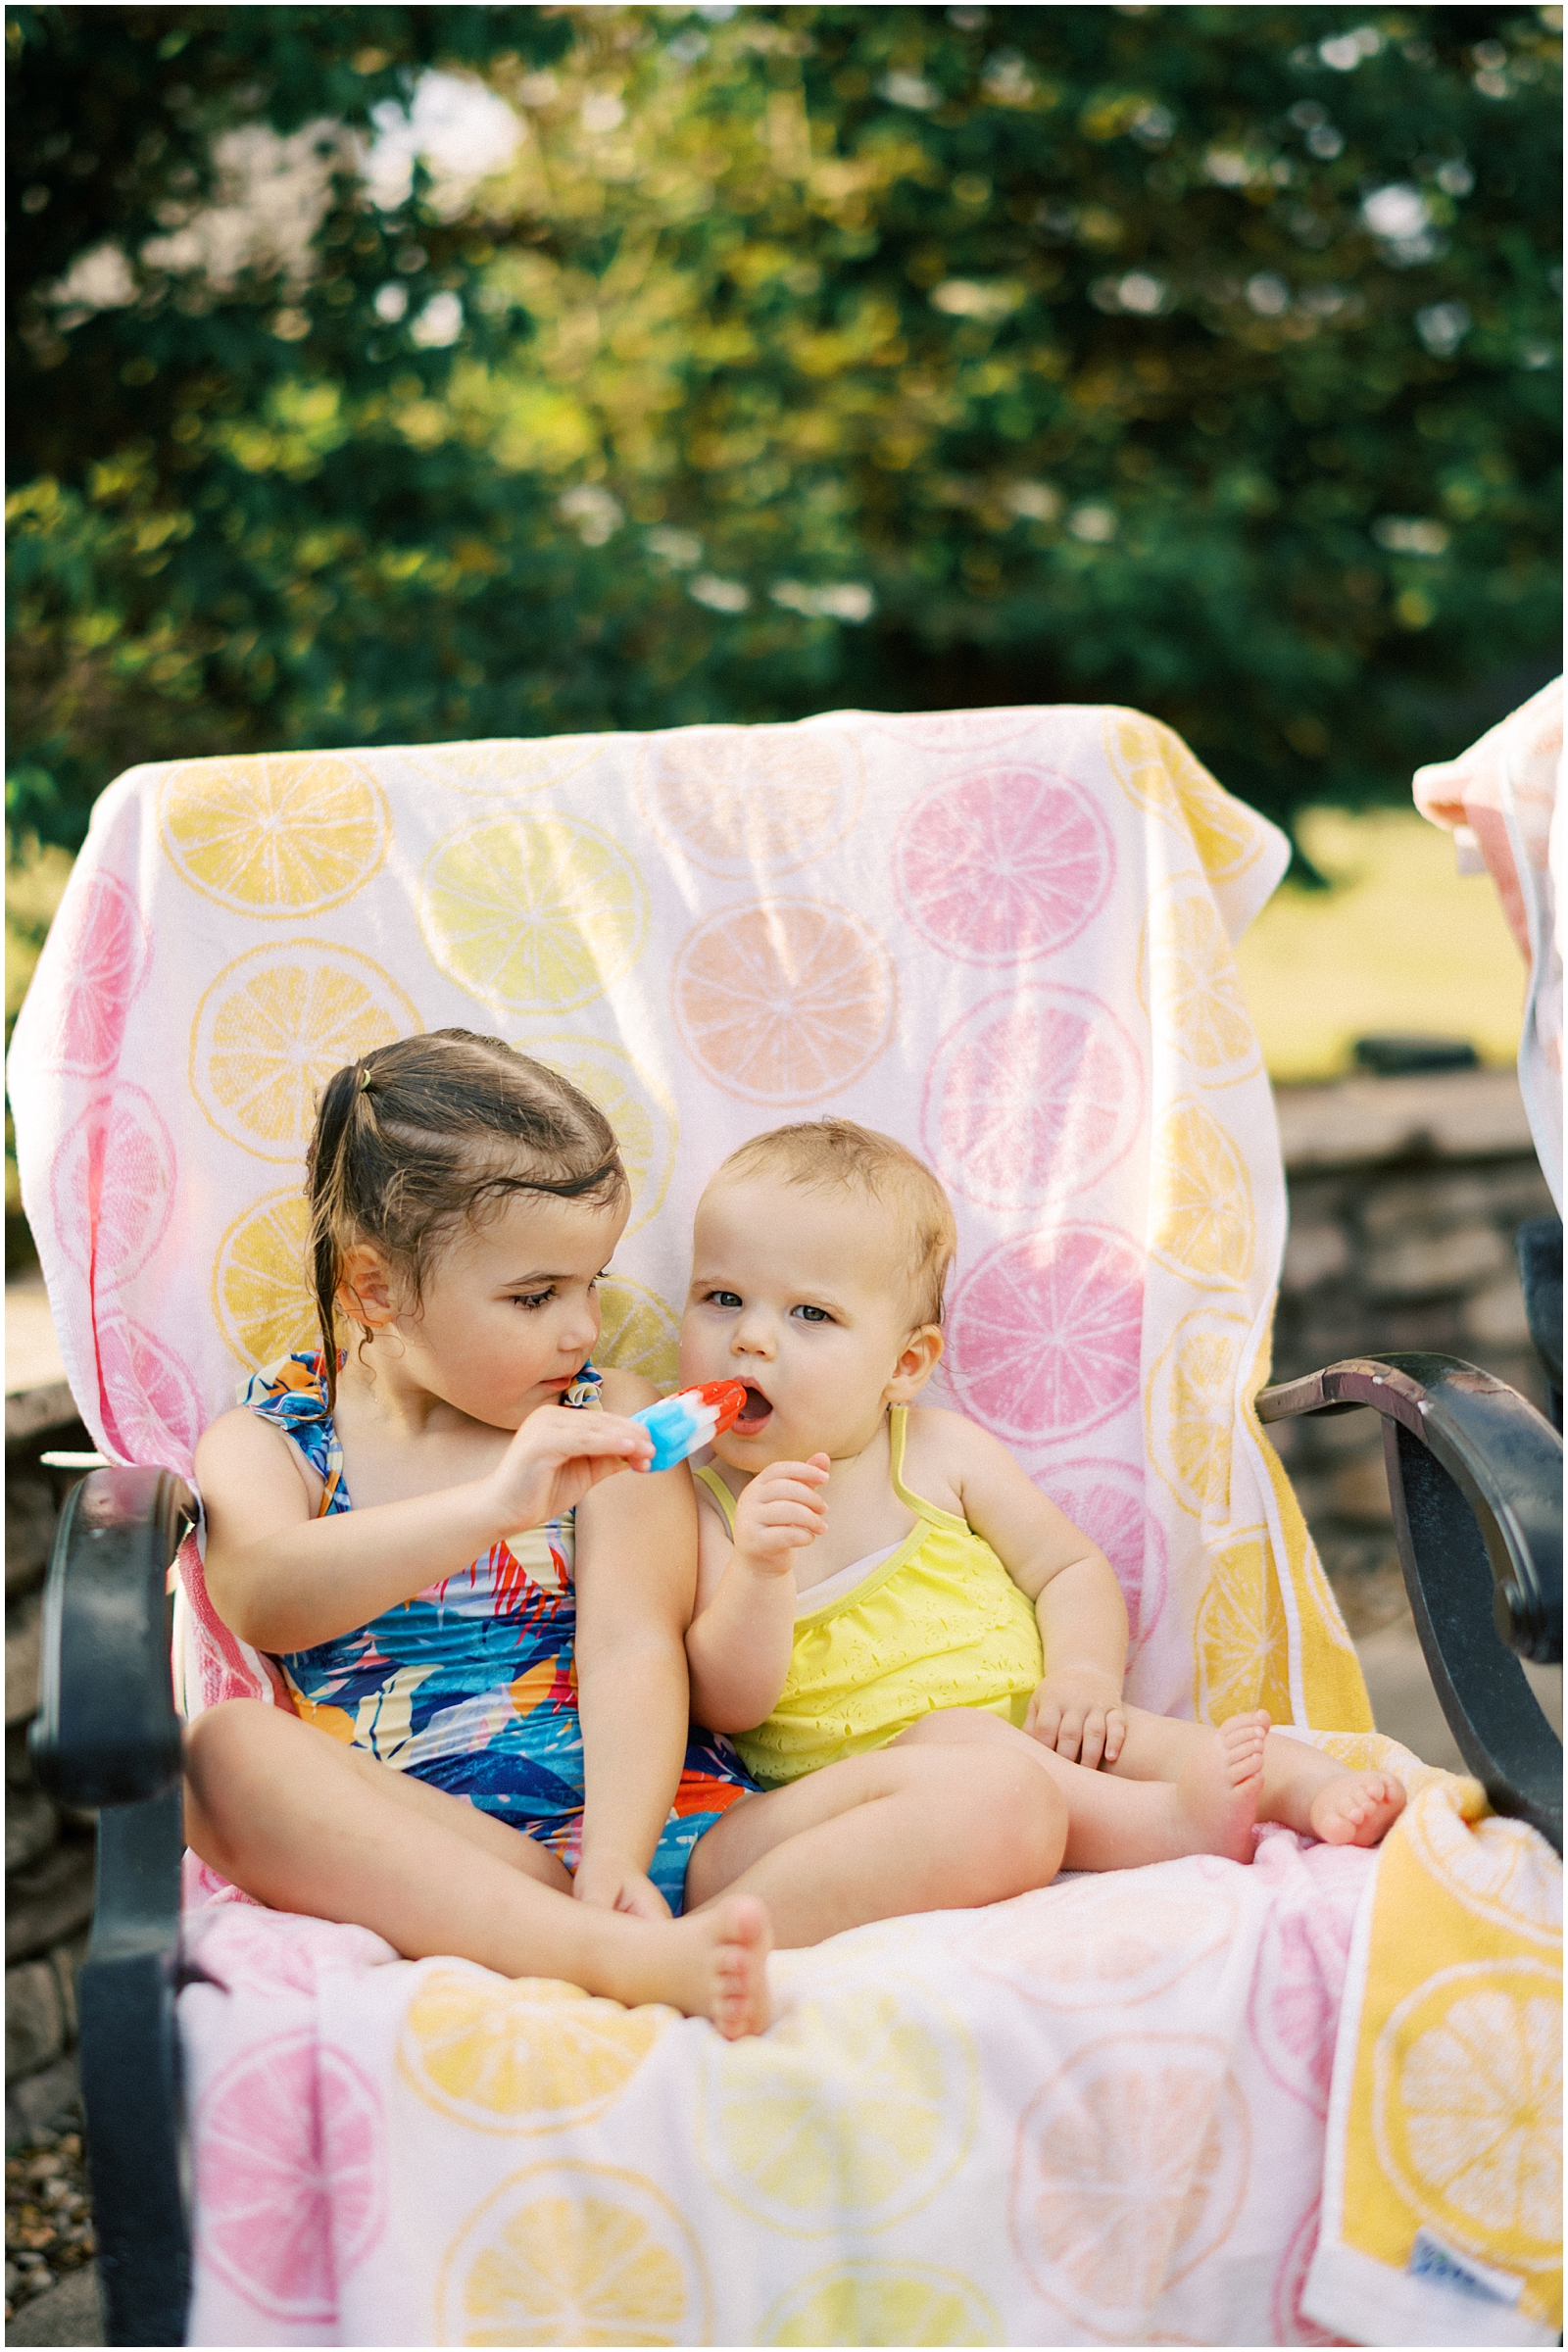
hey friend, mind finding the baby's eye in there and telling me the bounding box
[706,1289,743,1310]
[793,1304,832,1324]
[514,1287,556,1312]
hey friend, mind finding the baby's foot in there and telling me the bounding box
[674,1894,772,2039]
[1173,1710,1269,1865]
[1309,1770,1407,1848]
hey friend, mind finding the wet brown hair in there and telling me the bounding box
[712,1118,957,1328]
[307,1030,626,1407]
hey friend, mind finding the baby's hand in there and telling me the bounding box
[571,1856,672,1921]
[484,1403,654,1536]
[1025,1668,1127,1770]
[732,1454,830,1573]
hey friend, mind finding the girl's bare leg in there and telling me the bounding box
[685,1742,1067,1946]
[184,1700,770,2036]
[1103,1704,1406,1846]
[894,1707,1268,1872]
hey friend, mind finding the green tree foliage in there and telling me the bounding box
[7,3,1561,850]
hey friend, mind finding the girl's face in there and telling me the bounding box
[354,1187,630,1429]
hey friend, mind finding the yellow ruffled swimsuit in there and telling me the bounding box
[694,1404,1045,1789]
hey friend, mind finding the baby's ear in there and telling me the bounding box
[887,1324,943,1401]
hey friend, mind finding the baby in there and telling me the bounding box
[677,1118,1406,1881]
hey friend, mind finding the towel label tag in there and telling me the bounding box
[1407,2228,1525,2307]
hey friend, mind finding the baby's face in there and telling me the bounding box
[679,1175,929,1469]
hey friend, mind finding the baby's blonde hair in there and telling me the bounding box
[714,1119,957,1329]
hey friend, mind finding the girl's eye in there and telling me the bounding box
[707,1290,742,1310]
[793,1304,831,1324]
[514,1288,556,1312]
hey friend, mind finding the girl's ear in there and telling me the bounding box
[339,1243,398,1331]
[885,1325,944,1403]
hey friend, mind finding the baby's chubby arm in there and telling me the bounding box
[197,1394,654,1655]
[683,1455,830,1734]
[933,1411,1130,1769]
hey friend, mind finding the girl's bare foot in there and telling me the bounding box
[1172,1710,1269,1864]
[663,1894,772,2038]
[1309,1770,1407,1848]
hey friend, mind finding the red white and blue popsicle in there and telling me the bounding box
[632,1380,748,1471]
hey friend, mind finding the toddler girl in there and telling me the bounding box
[674,1118,1405,1921]
[185,1031,770,2035]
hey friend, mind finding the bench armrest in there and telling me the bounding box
[1257,1351,1562,1852]
[28,1466,190,1808]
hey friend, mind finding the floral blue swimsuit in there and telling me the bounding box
[243,1352,755,1912]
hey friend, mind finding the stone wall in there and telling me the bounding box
[1267,1069,1555,1639]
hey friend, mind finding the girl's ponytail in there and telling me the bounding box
[307,1058,369,1411]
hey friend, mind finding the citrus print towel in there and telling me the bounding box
[9,706,1559,2344]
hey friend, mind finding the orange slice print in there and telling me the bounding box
[160,754,389,916]
[191,943,421,1161]
[973,1874,1238,2009]
[399,737,600,794]
[672,900,895,1103]
[213,1191,316,1370]
[641,726,863,878]
[419,814,647,1014]
[1009,2034,1249,2328]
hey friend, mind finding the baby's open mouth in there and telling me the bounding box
[734,1386,773,1434]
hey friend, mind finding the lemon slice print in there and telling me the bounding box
[1374,1959,1561,2269]
[1150,1100,1255,1287]
[699,1979,977,2231]
[160,754,389,915]
[399,1969,671,2132]
[1104,710,1263,886]
[400,738,600,795]
[1193,1527,1293,1723]
[438,2165,710,2347]
[419,814,647,1014]
[528,1037,676,1240]
[594,1276,679,1390]
[761,2261,1001,2346]
[213,1189,316,1369]
[190,942,421,1161]
[1140,877,1261,1088]
[1147,1307,1250,1521]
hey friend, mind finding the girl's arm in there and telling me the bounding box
[683,1457,827,1734]
[571,1372,699,1919]
[942,1413,1130,1768]
[197,1401,654,1653]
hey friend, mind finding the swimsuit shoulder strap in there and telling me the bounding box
[887,1403,964,1530]
[693,1462,739,1535]
[241,1351,346,1517]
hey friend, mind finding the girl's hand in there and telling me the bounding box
[483,1404,654,1537]
[733,1454,830,1572]
[1025,1668,1127,1770]
[571,1855,672,1921]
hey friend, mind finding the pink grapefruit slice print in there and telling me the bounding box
[672,900,895,1102]
[32,873,152,1076]
[946,1226,1143,1445]
[871,710,1042,755]
[896,766,1114,964]
[95,1314,205,1473]
[195,2031,385,2323]
[922,986,1143,1212]
[50,1087,175,1287]
[642,725,863,878]
[1035,1458,1167,1647]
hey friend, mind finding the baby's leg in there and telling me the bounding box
[1105,1705,1406,1848]
[895,1707,1266,1870]
[683,1742,1067,1946]
[184,1700,770,2036]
